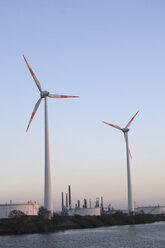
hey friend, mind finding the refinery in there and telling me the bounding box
[1,184,165,219]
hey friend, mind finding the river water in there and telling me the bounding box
[0,222,165,248]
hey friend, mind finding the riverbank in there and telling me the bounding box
[0,213,164,235]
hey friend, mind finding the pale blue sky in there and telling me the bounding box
[0,0,165,210]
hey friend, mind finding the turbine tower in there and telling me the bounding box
[103,111,139,215]
[23,55,79,216]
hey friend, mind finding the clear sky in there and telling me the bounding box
[0,0,165,211]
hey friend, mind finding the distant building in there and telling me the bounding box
[0,202,39,219]
[68,207,101,216]
[135,206,165,215]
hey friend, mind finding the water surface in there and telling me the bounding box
[0,222,165,248]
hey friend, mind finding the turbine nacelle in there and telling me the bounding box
[122,128,129,133]
[41,91,50,98]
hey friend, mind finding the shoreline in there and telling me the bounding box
[0,213,165,235]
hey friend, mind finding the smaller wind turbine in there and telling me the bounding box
[103,110,139,215]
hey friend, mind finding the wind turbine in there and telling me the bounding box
[103,111,139,215]
[23,55,79,216]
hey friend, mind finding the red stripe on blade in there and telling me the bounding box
[29,67,35,76]
[61,95,68,98]
[31,112,35,119]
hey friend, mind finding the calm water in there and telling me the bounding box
[0,222,165,248]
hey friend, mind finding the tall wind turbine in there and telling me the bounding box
[23,55,79,216]
[103,111,139,215]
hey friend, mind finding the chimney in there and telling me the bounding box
[68,185,72,210]
[84,199,87,208]
[66,193,68,209]
[101,196,104,210]
[61,192,64,211]
[78,200,80,208]
[95,197,99,208]
[89,199,92,208]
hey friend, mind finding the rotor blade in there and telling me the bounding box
[102,121,122,130]
[48,94,79,98]
[26,98,42,132]
[124,133,132,159]
[23,55,42,92]
[125,110,139,128]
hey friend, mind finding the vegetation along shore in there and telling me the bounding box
[0,211,165,235]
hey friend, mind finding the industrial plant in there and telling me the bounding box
[60,185,165,217]
[1,184,165,219]
[61,185,102,216]
[60,185,121,217]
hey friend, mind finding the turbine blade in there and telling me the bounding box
[26,98,42,132]
[124,133,132,159]
[48,93,79,98]
[125,110,139,128]
[102,121,122,130]
[23,55,42,92]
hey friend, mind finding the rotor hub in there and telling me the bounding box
[40,90,49,98]
[122,128,130,133]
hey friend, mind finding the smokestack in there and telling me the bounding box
[101,196,104,210]
[66,193,68,209]
[61,192,64,211]
[95,197,99,208]
[89,199,92,208]
[84,199,87,208]
[78,200,80,208]
[68,185,72,209]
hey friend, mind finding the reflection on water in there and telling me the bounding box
[0,222,165,248]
